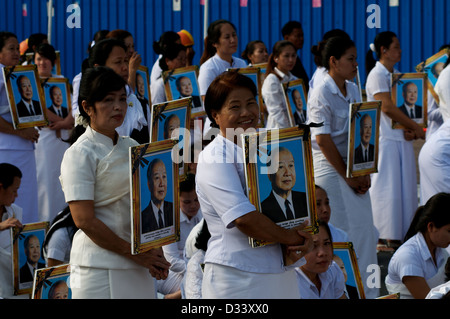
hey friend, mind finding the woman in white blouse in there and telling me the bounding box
[198,20,247,137]
[196,70,312,299]
[60,67,170,299]
[365,32,425,250]
[262,40,298,129]
[385,192,450,299]
[296,220,347,299]
[307,36,379,299]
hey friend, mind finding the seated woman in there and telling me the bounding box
[385,192,450,299]
[296,220,347,299]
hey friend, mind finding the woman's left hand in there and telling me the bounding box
[283,229,313,266]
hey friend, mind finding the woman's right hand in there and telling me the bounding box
[131,247,171,280]
[17,127,39,143]
[345,175,371,194]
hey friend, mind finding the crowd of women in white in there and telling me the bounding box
[0,17,449,300]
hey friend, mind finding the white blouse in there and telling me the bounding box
[262,67,297,129]
[307,73,360,175]
[196,134,304,273]
[435,64,450,122]
[150,76,167,105]
[386,232,449,286]
[296,261,346,299]
[116,86,147,137]
[60,126,140,269]
[365,61,404,141]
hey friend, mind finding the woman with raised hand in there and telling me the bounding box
[60,66,170,299]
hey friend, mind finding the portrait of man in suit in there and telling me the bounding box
[175,75,202,109]
[291,88,306,125]
[141,158,174,233]
[398,82,422,119]
[19,234,45,283]
[261,147,308,223]
[163,113,180,140]
[16,74,42,118]
[47,85,68,118]
[354,114,375,164]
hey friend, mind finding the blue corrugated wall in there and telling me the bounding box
[1,0,449,86]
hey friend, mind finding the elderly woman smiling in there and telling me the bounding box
[195,70,312,299]
[60,67,170,299]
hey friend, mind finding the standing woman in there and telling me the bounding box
[150,43,187,105]
[198,20,247,136]
[0,31,39,224]
[60,66,170,299]
[89,38,147,138]
[241,40,269,65]
[34,43,73,223]
[262,40,298,129]
[365,32,425,250]
[385,192,450,299]
[307,36,379,299]
[151,31,181,84]
[196,70,311,299]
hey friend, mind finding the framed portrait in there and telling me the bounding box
[26,50,62,75]
[228,66,265,127]
[346,101,381,178]
[283,79,308,127]
[135,65,151,109]
[129,139,181,254]
[253,62,268,84]
[41,77,72,120]
[415,48,449,102]
[11,221,49,295]
[32,264,71,299]
[333,242,365,299]
[242,126,318,247]
[391,73,428,129]
[2,64,48,129]
[162,65,204,118]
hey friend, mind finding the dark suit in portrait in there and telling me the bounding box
[399,104,422,119]
[294,110,307,125]
[16,99,42,118]
[354,143,375,164]
[141,201,174,233]
[48,105,68,118]
[261,190,308,223]
[19,261,45,283]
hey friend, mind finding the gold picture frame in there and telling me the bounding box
[11,221,50,295]
[346,101,381,178]
[283,79,308,127]
[41,77,72,120]
[3,64,49,129]
[333,242,365,299]
[129,139,181,254]
[31,264,71,299]
[391,72,428,129]
[241,126,318,247]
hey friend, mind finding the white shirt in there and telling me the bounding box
[262,67,297,129]
[386,232,449,286]
[198,54,247,96]
[271,190,296,219]
[296,261,346,299]
[365,61,404,141]
[163,210,202,273]
[418,120,450,204]
[60,126,140,269]
[308,66,327,99]
[46,227,72,264]
[116,86,147,137]
[435,63,450,122]
[328,223,350,243]
[308,73,360,175]
[150,55,163,84]
[150,76,167,105]
[196,134,304,273]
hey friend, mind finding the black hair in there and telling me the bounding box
[281,21,303,37]
[194,219,211,252]
[265,40,297,80]
[67,66,127,144]
[404,192,450,242]
[321,36,356,71]
[34,43,57,66]
[204,70,257,128]
[311,29,351,67]
[180,173,196,194]
[317,219,333,244]
[0,31,17,51]
[0,163,22,189]
[241,40,265,64]
[365,31,397,76]
[153,31,180,55]
[88,38,127,68]
[158,43,187,71]
[25,33,47,54]
[200,19,237,65]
